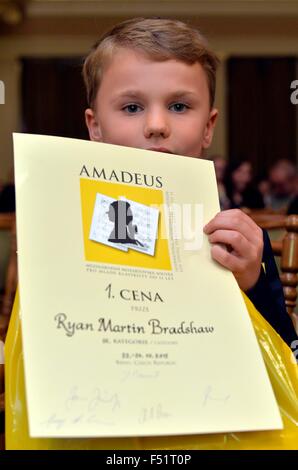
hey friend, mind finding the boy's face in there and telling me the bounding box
[85,48,218,158]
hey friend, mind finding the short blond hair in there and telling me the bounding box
[83,17,219,109]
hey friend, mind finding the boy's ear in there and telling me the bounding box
[85,108,102,142]
[202,108,218,149]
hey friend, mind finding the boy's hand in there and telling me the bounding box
[203,209,263,292]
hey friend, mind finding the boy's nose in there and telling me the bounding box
[143,110,170,139]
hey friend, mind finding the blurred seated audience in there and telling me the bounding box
[224,160,264,209]
[0,183,15,213]
[211,155,230,210]
[258,178,272,208]
[265,159,296,212]
[287,195,298,215]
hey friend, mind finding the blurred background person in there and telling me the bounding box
[287,195,298,215]
[258,177,272,208]
[287,173,298,214]
[0,169,15,214]
[0,183,15,214]
[212,155,230,210]
[266,159,297,212]
[224,160,264,210]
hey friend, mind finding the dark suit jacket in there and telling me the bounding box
[246,230,298,347]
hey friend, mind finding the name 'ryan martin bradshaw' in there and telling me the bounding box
[54,314,215,338]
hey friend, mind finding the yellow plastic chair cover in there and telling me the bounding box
[4,290,298,449]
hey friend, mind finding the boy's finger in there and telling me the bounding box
[210,244,246,273]
[207,229,251,255]
[204,216,260,245]
[204,209,258,231]
[204,209,261,236]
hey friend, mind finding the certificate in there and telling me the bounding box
[13,133,282,437]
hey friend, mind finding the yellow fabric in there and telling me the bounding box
[5,290,298,449]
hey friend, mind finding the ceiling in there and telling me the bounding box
[1,0,298,21]
[1,0,298,29]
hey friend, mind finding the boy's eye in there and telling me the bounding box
[122,104,143,114]
[169,102,189,113]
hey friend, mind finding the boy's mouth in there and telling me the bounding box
[147,147,173,154]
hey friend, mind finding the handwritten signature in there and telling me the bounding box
[139,403,171,424]
[202,385,230,406]
[41,412,115,429]
[65,386,120,412]
[121,369,160,382]
[40,386,120,430]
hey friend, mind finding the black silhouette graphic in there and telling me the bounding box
[107,200,144,246]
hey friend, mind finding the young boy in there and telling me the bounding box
[83,17,297,347]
